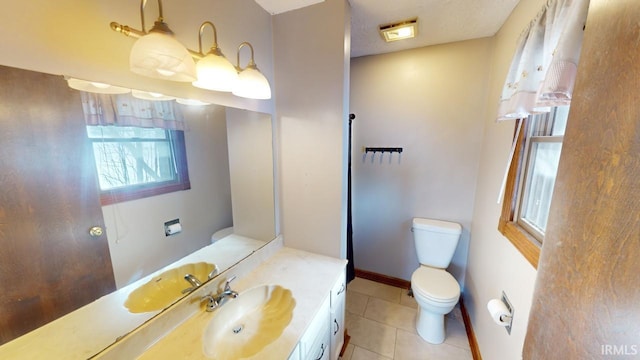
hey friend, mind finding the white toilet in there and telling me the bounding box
[210,226,234,243]
[410,217,462,344]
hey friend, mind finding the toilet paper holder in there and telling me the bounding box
[500,291,514,334]
[487,292,514,335]
[164,218,182,236]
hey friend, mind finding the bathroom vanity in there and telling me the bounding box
[287,267,346,360]
[96,236,347,359]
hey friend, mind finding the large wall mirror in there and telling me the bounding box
[0,64,276,356]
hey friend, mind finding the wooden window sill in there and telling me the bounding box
[498,221,541,269]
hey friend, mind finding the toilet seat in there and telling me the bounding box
[411,267,460,304]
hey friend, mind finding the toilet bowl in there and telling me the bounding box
[411,218,462,344]
[411,265,460,344]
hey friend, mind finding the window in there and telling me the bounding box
[87,125,190,205]
[499,106,569,267]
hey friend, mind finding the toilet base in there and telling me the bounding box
[416,308,446,344]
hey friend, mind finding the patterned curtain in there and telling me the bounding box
[80,92,185,130]
[497,0,590,121]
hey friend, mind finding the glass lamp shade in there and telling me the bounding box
[66,78,131,94]
[131,89,176,101]
[192,52,239,92]
[232,67,271,100]
[129,32,197,82]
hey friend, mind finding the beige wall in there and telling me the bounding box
[349,38,492,285]
[272,0,351,258]
[465,0,546,358]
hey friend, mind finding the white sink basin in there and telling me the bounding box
[125,262,216,313]
[202,285,295,359]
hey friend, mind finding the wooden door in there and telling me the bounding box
[0,66,116,344]
[523,0,640,357]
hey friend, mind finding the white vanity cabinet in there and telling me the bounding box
[288,343,301,360]
[288,270,346,360]
[297,295,330,360]
[330,271,346,360]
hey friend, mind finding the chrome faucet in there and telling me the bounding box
[218,276,240,301]
[201,276,239,312]
[182,273,203,294]
[182,266,219,294]
[207,265,219,280]
[185,273,203,287]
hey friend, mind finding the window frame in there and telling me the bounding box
[515,131,564,242]
[499,107,568,269]
[90,129,191,206]
[498,117,542,268]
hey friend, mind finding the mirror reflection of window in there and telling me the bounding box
[88,126,180,190]
[80,92,191,205]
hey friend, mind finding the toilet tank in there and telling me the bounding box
[412,218,462,269]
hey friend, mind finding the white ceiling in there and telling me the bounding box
[253,0,326,15]
[255,0,522,58]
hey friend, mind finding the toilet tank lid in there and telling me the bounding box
[412,218,461,234]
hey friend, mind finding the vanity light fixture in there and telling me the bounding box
[131,89,176,101]
[110,0,197,82]
[66,79,197,104]
[232,42,272,100]
[65,76,131,94]
[66,77,131,94]
[191,21,238,92]
[111,1,271,100]
[379,18,418,42]
[176,98,211,106]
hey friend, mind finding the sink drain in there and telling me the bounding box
[232,324,244,334]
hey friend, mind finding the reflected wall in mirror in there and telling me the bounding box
[226,107,276,241]
[0,64,276,355]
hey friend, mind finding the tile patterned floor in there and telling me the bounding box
[340,277,472,360]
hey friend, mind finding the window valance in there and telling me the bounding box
[80,92,186,130]
[497,0,590,121]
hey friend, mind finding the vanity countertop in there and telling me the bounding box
[135,246,347,359]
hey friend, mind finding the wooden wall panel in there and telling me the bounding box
[524,0,640,358]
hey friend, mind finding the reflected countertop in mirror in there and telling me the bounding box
[0,234,269,359]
